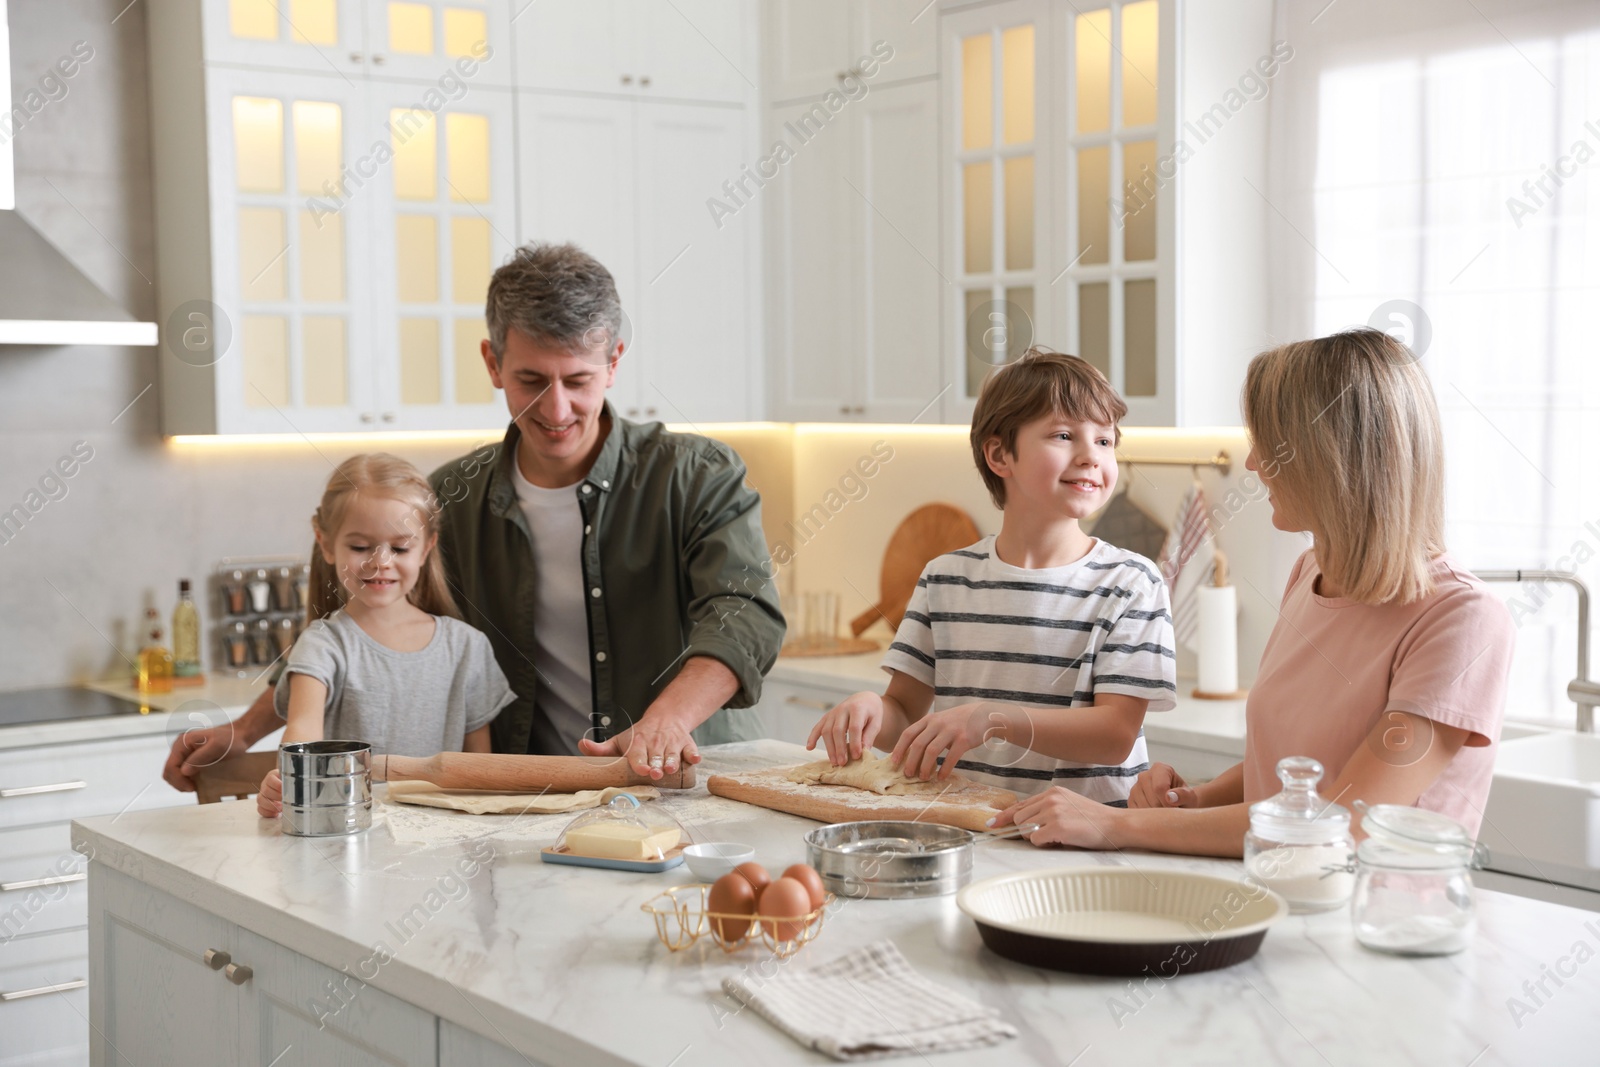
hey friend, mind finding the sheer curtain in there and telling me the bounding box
[1265,0,1600,727]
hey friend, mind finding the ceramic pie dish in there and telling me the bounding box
[957,867,1289,975]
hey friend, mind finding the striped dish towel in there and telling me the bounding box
[721,940,1017,1060]
[1158,480,1215,651]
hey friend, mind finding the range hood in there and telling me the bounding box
[0,0,158,347]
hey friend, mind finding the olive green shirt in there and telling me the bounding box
[429,407,785,755]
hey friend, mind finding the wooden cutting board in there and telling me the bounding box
[850,503,982,637]
[706,767,1016,833]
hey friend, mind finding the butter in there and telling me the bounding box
[563,823,681,860]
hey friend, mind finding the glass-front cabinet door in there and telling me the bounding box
[204,0,368,76]
[365,82,517,431]
[205,68,377,434]
[360,0,513,86]
[942,0,1172,425]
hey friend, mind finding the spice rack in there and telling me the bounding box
[211,556,308,678]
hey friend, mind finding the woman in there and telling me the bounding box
[995,328,1515,856]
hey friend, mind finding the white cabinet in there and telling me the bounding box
[202,0,514,86]
[89,867,526,1066]
[0,928,88,1067]
[766,80,943,422]
[517,94,758,423]
[766,0,937,102]
[511,0,752,104]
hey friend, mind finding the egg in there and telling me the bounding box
[707,872,758,942]
[758,877,813,942]
[733,861,771,896]
[781,864,827,911]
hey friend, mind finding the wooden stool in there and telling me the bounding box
[194,751,279,805]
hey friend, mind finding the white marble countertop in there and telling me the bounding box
[0,676,266,750]
[772,652,1250,757]
[74,740,1600,1066]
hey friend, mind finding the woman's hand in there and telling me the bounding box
[257,769,283,819]
[992,786,1126,849]
[1128,762,1201,809]
[890,703,1006,781]
[806,691,885,766]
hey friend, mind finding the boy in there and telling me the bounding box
[806,347,1176,804]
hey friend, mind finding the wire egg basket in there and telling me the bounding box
[640,883,834,960]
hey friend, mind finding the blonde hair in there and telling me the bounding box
[306,454,460,623]
[970,347,1129,509]
[1242,328,1446,605]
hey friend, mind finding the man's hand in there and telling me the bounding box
[578,710,702,780]
[806,691,885,766]
[890,703,1008,781]
[163,723,240,793]
[1128,762,1200,809]
[257,769,283,819]
[992,786,1126,849]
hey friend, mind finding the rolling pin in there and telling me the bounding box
[370,752,695,791]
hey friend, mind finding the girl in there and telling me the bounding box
[257,453,516,818]
[993,328,1516,854]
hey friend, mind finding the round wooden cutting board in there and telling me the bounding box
[849,503,982,637]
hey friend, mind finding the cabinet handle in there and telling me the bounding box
[0,979,85,1002]
[784,695,834,712]
[640,75,651,87]
[204,949,231,971]
[349,52,364,63]
[0,780,86,799]
[621,74,633,85]
[854,406,867,415]
[626,407,639,417]
[839,404,851,415]
[224,963,253,985]
[0,872,85,893]
[381,412,396,423]
[645,406,657,416]
[360,412,375,423]
[372,54,386,65]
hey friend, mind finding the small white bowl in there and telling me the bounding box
[683,842,755,881]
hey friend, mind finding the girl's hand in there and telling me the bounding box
[992,786,1125,849]
[1128,762,1200,809]
[257,769,283,819]
[890,703,1004,781]
[806,692,885,766]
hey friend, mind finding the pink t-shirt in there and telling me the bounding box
[1243,550,1515,837]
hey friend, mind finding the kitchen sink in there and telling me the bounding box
[1480,732,1600,889]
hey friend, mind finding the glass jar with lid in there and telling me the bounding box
[1351,802,1479,956]
[1244,756,1356,913]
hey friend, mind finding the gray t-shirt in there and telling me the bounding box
[274,612,515,757]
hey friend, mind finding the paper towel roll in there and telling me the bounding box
[1196,584,1239,695]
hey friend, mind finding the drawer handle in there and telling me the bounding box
[784,695,834,712]
[0,872,85,893]
[0,781,87,799]
[0,979,86,1002]
[225,963,253,985]
[204,949,231,971]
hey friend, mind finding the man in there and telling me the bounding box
[164,243,783,788]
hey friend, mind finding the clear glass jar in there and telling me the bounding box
[1243,756,1355,913]
[1351,803,1478,956]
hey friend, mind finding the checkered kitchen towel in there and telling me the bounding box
[721,940,1017,1061]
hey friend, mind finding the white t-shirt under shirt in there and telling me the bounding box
[510,460,594,756]
[880,536,1177,803]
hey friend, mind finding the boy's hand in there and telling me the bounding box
[257,768,283,819]
[890,703,1008,781]
[806,691,885,765]
[1128,762,1200,808]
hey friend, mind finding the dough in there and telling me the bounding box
[384,782,660,815]
[784,754,952,796]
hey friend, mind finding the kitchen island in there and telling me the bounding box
[74,741,1600,1066]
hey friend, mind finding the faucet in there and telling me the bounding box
[1474,570,1596,732]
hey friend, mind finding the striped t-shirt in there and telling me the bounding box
[880,536,1177,804]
